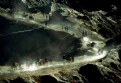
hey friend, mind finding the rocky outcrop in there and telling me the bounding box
[78,48,121,83]
[36,75,58,83]
[79,64,112,83]
[10,77,27,83]
[0,1,121,83]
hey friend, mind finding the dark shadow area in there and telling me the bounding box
[28,3,52,14]
[78,64,112,83]
[61,0,120,11]
[39,75,58,83]
[10,77,27,83]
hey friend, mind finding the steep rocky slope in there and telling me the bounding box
[0,0,121,83]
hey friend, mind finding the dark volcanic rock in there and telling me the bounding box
[110,62,119,70]
[0,1,121,83]
[106,71,121,83]
[78,64,112,83]
[39,75,58,83]
[10,77,27,83]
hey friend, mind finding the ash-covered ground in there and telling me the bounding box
[0,0,121,83]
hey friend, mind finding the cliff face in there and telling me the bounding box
[0,1,121,83]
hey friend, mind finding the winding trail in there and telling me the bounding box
[0,7,110,77]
